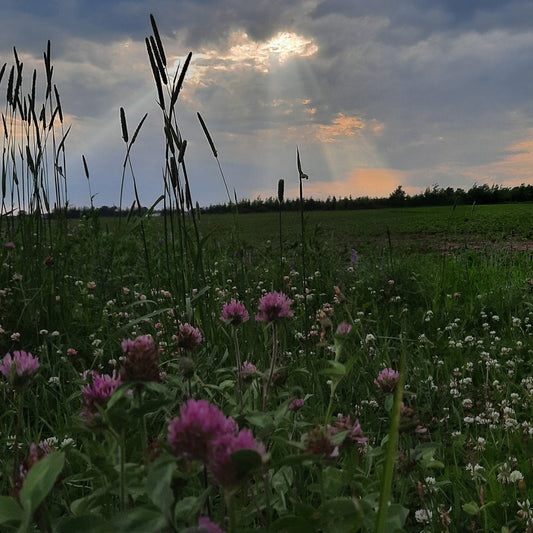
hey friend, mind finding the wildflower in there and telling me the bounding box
[350,249,358,262]
[168,399,231,462]
[174,323,202,351]
[303,427,339,459]
[209,427,265,487]
[220,299,250,326]
[414,509,432,524]
[5,241,15,249]
[288,398,304,411]
[87,281,96,290]
[335,321,352,336]
[197,517,225,533]
[510,470,524,483]
[365,333,375,344]
[120,334,160,382]
[255,291,293,323]
[81,371,122,421]
[241,361,258,381]
[329,414,367,447]
[374,368,399,393]
[67,348,77,357]
[0,350,39,386]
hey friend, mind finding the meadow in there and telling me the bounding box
[1,16,533,533]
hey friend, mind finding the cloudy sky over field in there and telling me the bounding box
[2,0,533,207]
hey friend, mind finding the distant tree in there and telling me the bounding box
[388,185,407,207]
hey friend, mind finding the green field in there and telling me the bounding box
[1,204,532,532]
[197,203,533,252]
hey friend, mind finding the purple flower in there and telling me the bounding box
[335,321,352,336]
[220,299,249,326]
[81,371,122,421]
[330,414,367,447]
[288,398,304,411]
[167,399,231,462]
[168,398,265,487]
[303,427,339,459]
[197,517,225,533]
[255,291,293,323]
[0,351,39,385]
[5,241,15,249]
[175,323,202,351]
[374,368,400,393]
[350,249,358,262]
[241,360,258,381]
[209,427,265,488]
[120,334,160,382]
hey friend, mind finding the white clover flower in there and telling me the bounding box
[414,509,432,523]
[510,470,524,483]
[365,333,376,344]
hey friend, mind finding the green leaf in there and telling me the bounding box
[174,496,203,523]
[110,508,167,533]
[19,451,65,515]
[230,449,263,478]
[318,497,362,533]
[320,360,347,377]
[146,456,175,514]
[385,503,409,531]
[271,515,314,532]
[0,496,23,525]
[462,501,480,516]
[55,514,114,533]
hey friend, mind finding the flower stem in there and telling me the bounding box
[262,323,278,411]
[375,348,406,532]
[232,326,243,413]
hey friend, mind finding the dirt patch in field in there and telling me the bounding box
[395,234,533,254]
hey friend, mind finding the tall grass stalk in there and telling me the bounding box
[277,178,284,288]
[297,148,309,348]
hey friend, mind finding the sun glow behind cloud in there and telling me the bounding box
[170,30,318,85]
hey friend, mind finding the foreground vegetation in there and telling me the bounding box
[1,15,532,533]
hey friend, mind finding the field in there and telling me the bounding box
[1,204,533,532]
[1,18,533,532]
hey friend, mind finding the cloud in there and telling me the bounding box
[253,167,409,200]
[462,135,533,186]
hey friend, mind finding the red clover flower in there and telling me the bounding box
[167,399,232,462]
[120,334,160,382]
[168,398,265,487]
[255,291,293,323]
[175,323,202,351]
[0,350,39,386]
[81,371,122,421]
[335,321,352,336]
[374,367,400,393]
[209,426,265,488]
[220,298,249,326]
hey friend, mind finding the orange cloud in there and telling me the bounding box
[463,137,533,186]
[286,113,382,143]
[254,168,411,200]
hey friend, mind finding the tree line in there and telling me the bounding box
[43,182,533,218]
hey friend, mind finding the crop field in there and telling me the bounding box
[1,16,532,533]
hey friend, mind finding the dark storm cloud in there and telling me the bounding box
[2,0,533,205]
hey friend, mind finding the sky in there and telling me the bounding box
[2,0,533,208]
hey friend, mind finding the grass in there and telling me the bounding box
[1,16,532,533]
